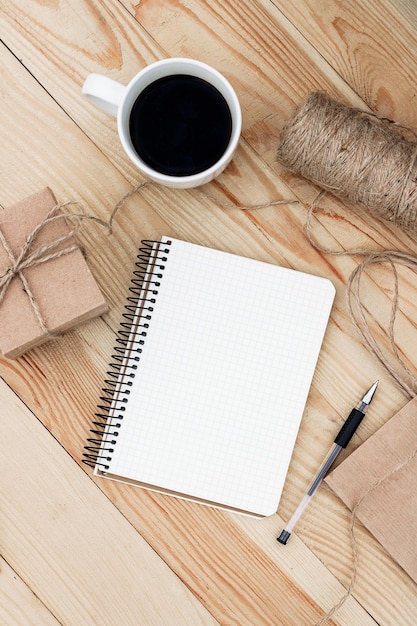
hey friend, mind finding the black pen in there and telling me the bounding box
[277,380,378,545]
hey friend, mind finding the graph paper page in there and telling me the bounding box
[102,237,334,516]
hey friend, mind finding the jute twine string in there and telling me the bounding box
[0,182,294,337]
[276,90,417,232]
[277,90,417,397]
[304,195,417,624]
[275,92,417,623]
[305,191,417,399]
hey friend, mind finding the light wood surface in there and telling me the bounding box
[1,1,416,624]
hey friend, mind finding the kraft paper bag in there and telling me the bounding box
[325,396,417,584]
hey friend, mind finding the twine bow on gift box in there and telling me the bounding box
[0,202,109,337]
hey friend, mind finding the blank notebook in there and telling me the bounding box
[84,237,334,516]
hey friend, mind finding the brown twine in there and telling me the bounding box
[304,194,417,624]
[277,90,417,232]
[305,191,417,399]
[276,89,417,395]
[195,189,298,211]
[0,181,294,337]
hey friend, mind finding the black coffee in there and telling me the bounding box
[129,74,233,177]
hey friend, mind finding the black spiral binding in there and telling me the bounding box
[83,239,172,470]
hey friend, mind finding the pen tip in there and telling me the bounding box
[362,380,379,405]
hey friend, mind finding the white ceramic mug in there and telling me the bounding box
[82,58,242,188]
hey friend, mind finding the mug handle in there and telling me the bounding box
[82,74,126,117]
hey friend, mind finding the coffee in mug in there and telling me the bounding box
[82,58,241,188]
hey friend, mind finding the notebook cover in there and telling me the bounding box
[325,396,417,583]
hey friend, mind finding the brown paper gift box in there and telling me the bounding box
[0,188,108,358]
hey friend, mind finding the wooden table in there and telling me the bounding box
[1,2,416,624]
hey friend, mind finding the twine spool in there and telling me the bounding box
[276,91,417,231]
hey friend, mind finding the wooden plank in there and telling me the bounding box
[86,477,377,625]
[273,0,417,127]
[0,557,60,626]
[0,0,165,185]
[0,378,217,625]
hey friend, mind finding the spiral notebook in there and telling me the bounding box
[84,237,334,516]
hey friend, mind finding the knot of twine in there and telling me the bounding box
[277,90,417,231]
[0,201,110,336]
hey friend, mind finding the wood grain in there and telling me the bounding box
[1,1,417,624]
[276,0,417,125]
[0,378,217,625]
[0,557,59,626]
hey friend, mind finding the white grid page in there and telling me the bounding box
[107,237,335,516]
